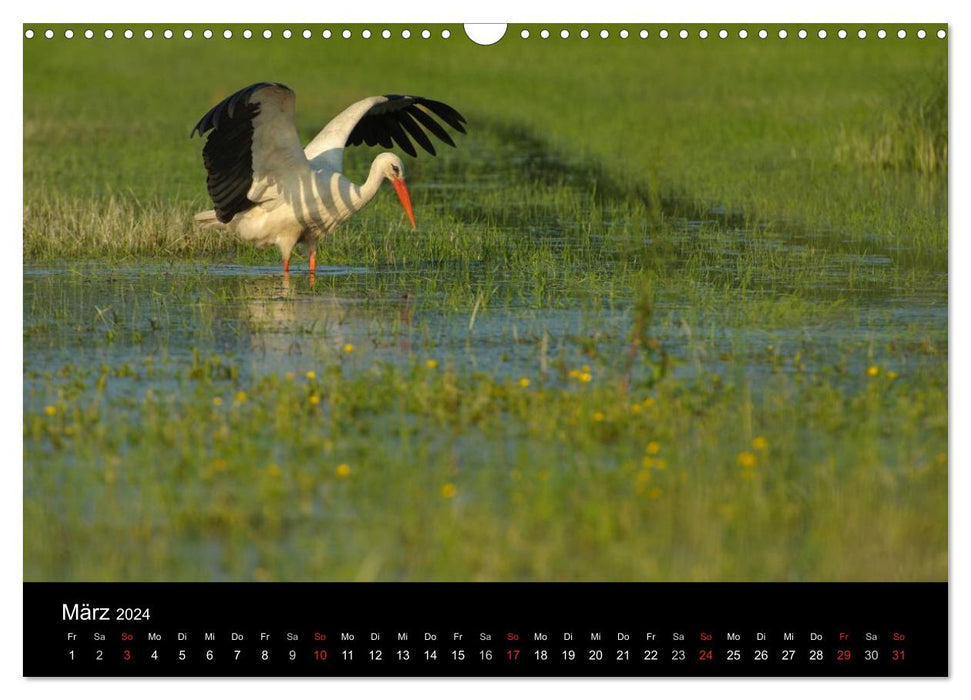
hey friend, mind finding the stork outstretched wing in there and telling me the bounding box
[192,82,311,223]
[304,95,467,174]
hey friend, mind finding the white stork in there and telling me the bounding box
[191,82,466,272]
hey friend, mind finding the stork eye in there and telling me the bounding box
[391,164,400,176]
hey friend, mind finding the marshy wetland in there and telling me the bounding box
[24,26,947,581]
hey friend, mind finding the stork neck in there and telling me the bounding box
[349,157,387,212]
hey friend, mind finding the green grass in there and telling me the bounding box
[23,25,947,581]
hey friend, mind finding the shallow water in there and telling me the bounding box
[24,252,946,413]
[24,262,625,391]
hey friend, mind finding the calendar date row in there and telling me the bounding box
[66,645,908,665]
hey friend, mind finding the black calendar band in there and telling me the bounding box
[24,582,947,677]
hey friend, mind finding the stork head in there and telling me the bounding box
[376,153,416,229]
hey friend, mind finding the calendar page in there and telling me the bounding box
[22,20,948,677]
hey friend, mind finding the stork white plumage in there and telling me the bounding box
[191,82,466,273]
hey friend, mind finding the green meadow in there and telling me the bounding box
[23,25,947,581]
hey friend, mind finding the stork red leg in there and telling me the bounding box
[283,258,290,274]
[309,250,317,271]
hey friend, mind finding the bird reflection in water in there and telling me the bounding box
[239,271,417,360]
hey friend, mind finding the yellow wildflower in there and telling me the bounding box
[737,451,757,469]
[440,482,457,499]
[519,377,530,388]
[235,391,247,403]
[593,411,605,422]
[646,441,661,455]
[887,371,899,380]
[426,359,438,369]
[647,487,662,499]
[751,436,768,450]
[630,403,642,414]
[579,372,592,383]
[212,397,223,407]
[335,464,351,478]
[44,405,56,416]
[867,365,880,377]
[343,343,354,354]
[309,395,320,405]
[641,456,666,470]
[284,372,295,381]
[306,370,316,380]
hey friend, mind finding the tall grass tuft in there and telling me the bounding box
[835,64,947,174]
[23,191,243,260]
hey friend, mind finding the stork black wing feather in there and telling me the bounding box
[397,111,437,156]
[207,168,251,199]
[417,99,467,133]
[362,119,389,148]
[346,123,365,147]
[200,101,260,223]
[209,178,250,209]
[382,115,418,157]
[406,106,456,148]
[365,94,415,115]
[191,82,289,137]
[345,95,466,157]
[375,117,396,148]
[357,119,383,148]
[192,82,291,223]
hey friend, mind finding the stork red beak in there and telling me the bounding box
[393,178,417,229]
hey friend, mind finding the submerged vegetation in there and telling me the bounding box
[23,25,947,581]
